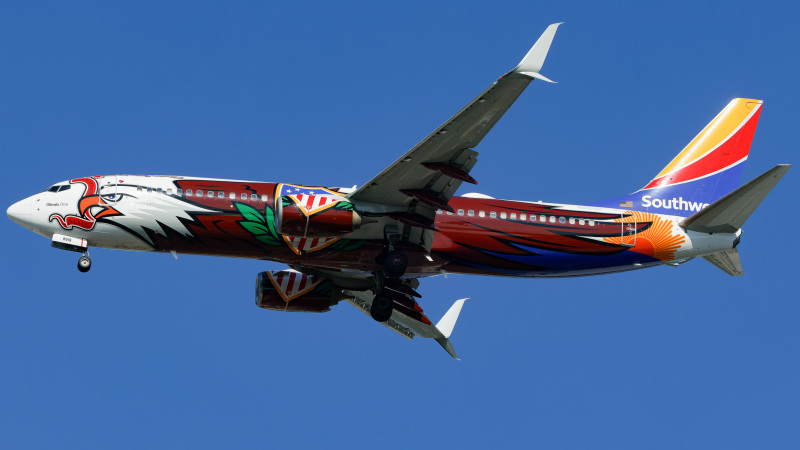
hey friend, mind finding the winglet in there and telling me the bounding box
[436,298,467,338]
[512,22,563,82]
[435,298,467,360]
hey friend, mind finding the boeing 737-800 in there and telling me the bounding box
[7,24,790,358]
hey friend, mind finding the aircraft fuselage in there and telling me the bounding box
[7,175,739,279]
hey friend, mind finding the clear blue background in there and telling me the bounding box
[2,1,798,448]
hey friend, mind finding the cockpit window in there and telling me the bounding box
[46,185,71,193]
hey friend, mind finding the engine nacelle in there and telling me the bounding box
[276,194,361,238]
[255,270,337,313]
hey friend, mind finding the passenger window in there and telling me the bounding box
[196,190,203,197]
[186,189,193,197]
[167,188,173,195]
[436,209,442,214]
[479,211,485,217]
[579,218,585,225]
[251,194,259,202]
[147,187,153,193]
[468,210,474,217]
[559,216,566,224]
[490,212,497,218]
[549,216,556,223]
[540,215,546,222]
[500,212,507,219]
[520,214,526,221]
[218,192,224,199]
[241,193,247,200]
[457,209,464,216]
[569,218,575,224]
[208,191,214,197]
[177,189,183,196]
[510,213,517,220]
[446,211,453,215]
[137,187,143,192]
[589,220,596,226]
[157,188,163,194]
[530,214,536,222]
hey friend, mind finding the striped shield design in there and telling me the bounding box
[266,270,323,302]
[281,235,339,255]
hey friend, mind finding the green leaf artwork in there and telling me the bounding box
[335,201,354,211]
[326,238,365,252]
[235,202,282,246]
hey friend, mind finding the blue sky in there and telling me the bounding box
[2,1,798,448]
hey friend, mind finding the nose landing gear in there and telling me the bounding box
[77,252,91,273]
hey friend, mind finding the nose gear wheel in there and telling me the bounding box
[77,255,91,273]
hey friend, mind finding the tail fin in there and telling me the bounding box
[592,99,763,216]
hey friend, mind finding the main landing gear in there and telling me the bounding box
[370,292,394,322]
[369,247,409,322]
[383,249,408,279]
[77,252,91,273]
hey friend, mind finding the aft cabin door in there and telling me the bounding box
[620,213,637,247]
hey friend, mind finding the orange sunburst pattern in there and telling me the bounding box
[603,212,686,262]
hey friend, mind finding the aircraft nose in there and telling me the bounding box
[7,197,32,227]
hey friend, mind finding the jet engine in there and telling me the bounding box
[276,194,361,238]
[255,270,339,313]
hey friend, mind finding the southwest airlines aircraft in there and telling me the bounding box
[7,24,791,358]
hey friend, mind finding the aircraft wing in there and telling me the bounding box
[300,26,562,357]
[342,287,467,359]
[348,23,562,228]
[296,266,468,358]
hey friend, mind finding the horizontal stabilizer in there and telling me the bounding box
[703,248,744,276]
[680,164,791,233]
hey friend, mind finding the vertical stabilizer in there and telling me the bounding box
[592,99,763,216]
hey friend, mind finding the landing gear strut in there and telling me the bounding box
[77,252,91,273]
[369,232,408,322]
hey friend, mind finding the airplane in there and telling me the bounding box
[6,23,791,358]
